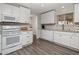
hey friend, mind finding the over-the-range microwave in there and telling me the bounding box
[2,14,16,22]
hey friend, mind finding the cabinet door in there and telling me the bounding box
[60,32,71,46]
[47,11,55,23]
[74,4,79,22]
[71,33,79,49]
[45,31,53,42]
[21,33,29,45]
[54,31,62,43]
[54,31,71,46]
[1,4,12,16]
[20,7,30,23]
[12,6,20,22]
[25,9,30,23]
[41,14,46,24]
[21,31,33,46]
[40,30,46,39]
[41,11,55,24]
[20,7,26,23]
[48,31,54,42]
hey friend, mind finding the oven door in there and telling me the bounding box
[2,35,21,49]
[2,14,16,22]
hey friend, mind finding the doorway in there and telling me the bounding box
[31,15,38,43]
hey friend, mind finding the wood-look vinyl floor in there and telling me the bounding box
[8,39,79,55]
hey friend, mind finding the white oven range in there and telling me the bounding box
[1,25,22,54]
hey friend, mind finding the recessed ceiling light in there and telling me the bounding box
[62,6,65,8]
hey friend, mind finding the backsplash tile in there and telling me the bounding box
[44,24,79,32]
[64,24,79,32]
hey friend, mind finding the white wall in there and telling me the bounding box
[31,15,39,39]
[37,14,41,39]
[31,15,38,34]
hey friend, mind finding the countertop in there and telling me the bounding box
[41,29,79,33]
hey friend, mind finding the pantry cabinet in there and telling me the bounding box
[41,11,56,24]
[74,4,79,22]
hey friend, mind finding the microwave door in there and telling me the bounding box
[2,16,15,22]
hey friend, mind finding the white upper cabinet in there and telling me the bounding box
[41,11,56,24]
[20,7,30,23]
[1,4,13,16]
[1,4,20,22]
[26,9,31,23]
[12,6,20,22]
[0,4,31,23]
[74,4,79,22]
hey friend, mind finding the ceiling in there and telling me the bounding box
[19,3,74,15]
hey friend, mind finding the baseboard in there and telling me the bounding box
[52,41,79,53]
[2,44,22,55]
[39,38,79,53]
[22,42,33,48]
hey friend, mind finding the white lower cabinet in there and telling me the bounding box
[40,30,46,39]
[71,33,79,49]
[46,31,53,42]
[21,31,33,46]
[54,31,71,47]
[40,30,54,42]
[54,31,79,49]
[40,30,79,50]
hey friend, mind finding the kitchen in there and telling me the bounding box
[0,3,79,55]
